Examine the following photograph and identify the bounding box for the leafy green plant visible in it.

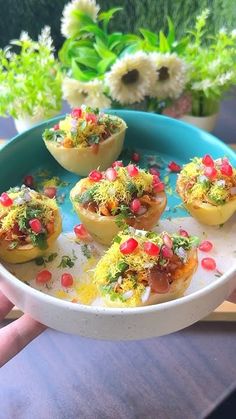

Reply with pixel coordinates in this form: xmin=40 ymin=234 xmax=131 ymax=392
xmin=0 ymin=26 xmax=62 ymax=119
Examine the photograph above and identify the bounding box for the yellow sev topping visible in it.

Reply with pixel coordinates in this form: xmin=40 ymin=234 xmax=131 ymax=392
xmin=0 ymin=188 xmax=58 ymax=233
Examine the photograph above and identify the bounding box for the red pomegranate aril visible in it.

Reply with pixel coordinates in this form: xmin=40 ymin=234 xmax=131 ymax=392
xmin=131 ymin=152 xmax=140 ymax=163
xmin=149 ymin=168 xmax=160 ymax=177
xmin=161 ymin=245 xmax=173 ymax=259
xmin=130 ymin=198 xmax=141 ymax=213
xmin=86 ymin=113 xmax=97 ymax=123
xmin=127 ymin=164 xmax=139 ymax=177
xmin=168 ymin=161 xmax=181 ymax=172
xmin=105 ymin=167 xmax=117 ymax=181
xmin=179 ymin=229 xmax=189 ymax=237
xmin=201 ymin=257 xmax=216 ymax=270
xmin=199 ymin=240 xmax=213 ymax=252
xmin=152 ymin=174 xmax=160 ymax=184
xmin=44 ymin=186 xmax=57 ymax=199
xmin=153 ymin=181 xmax=165 ymax=192
xmin=204 ymin=166 xmax=217 ymax=180
xmin=36 ymin=270 xmax=52 ymax=284
xmin=112 ymin=160 xmax=123 ymax=168
xmin=53 ymin=124 xmax=60 ymax=130
xmin=163 ymin=234 xmax=173 ymax=248
xmin=120 ymin=238 xmax=138 ymax=254
xmin=61 ymin=273 xmax=74 ymax=288
xmin=0 ymin=192 xmax=13 ymax=207
xmin=202 ymin=154 xmax=214 ymax=167
xmin=221 ymin=163 xmax=233 ymax=177
xmin=74 ymin=224 xmax=89 ymax=240
xmin=89 ymin=170 xmax=103 ymax=182
xmin=24 ymin=175 xmax=34 ymax=188
xmin=29 ymin=218 xmax=42 ymax=233
xmin=144 ymin=242 xmax=160 ymax=257
xmin=71 ymin=108 xmax=82 ymax=119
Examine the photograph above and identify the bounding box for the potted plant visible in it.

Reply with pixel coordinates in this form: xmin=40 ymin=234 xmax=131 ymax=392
xmin=178 ymin=9 xmax=236 ymax=131
xmin=0 ymin=27 xmax=62 ymax=133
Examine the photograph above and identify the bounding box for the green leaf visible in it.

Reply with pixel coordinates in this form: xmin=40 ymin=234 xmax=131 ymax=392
xmin=167 ymin=16 xmax=175 ymax=46
xmin=72 ymin=10 xmax=96 ymax=27
xmin=72 ymin=58 xmax=97 ymax=81
xmin=139 ymin=28 xmax=158 ymax=46
xmin=78 ymin=24 xmax=107 ymax=44
xmin=94 ymin=39 xmax=116 ymax=60
xmin=74 ymin=47 xmax=100 ymax=69
xmin=97 ymin=56 xmax=116 ymax=73
xmin=159 ymin=30 xmax=170 ymax=52
xmin=98 ymin=7 xmax=123 ymax=23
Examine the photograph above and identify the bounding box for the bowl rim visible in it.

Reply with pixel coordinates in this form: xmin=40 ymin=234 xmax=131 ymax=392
xmin=1 ymin=110 xmax=236 ymax=315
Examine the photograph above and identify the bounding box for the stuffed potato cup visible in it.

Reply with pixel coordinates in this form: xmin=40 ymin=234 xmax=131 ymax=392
xmin=93 ymin=228 xmax=198 ymax=308
xmin=70 ymin=163 xmax=167 ymax=245
xmin=0 ymin=186 xmax=62 ymax=264
xmin=177 ymin=155 xmax=236 ymax=225
xmin=43 ymin=106 xmax=127 ymax=176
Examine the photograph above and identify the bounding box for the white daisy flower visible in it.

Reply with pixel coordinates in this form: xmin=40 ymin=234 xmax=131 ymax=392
xmin=61 ymin=0 xmax=100 ymax=38
xmin=62 ymin=77 xmax=111 ymax=109
xmin=150 ymin=53 xmax=187 ymax=99
xmin=105 ymin=52 xmax=156 ymax=105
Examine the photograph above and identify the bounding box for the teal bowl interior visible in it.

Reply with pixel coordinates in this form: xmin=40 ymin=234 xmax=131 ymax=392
xmin=0 ymin=110 xmax=235 ymax=234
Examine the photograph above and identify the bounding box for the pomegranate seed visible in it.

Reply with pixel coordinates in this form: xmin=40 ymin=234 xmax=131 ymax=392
xmin=149 ymin=168 xmax=160 ymax=177
xmin=89 ymin=170 xmax=103 ymax=182
xmin=105 ymin=167 xmax=117 ymax=181
xmin=221 ymin=163 xmax=233 ymax=177
xmin=29 ymin=218 xmax=42 ymax=233
xmin=86 ymin=113 xmax=97 ymax=123
xmin=143 ymin=242 xmax=160 ymax=257
xmin=153 ymin=181 xmax=165 ymax=192
xmin=24 ymin=175 xmax=34 ymax=188
xmin=179 ymin=229 xmax=189 ymax=237
xmin=74 ymin=224 xmax=89 ymax=240
xmin=71 ymin=108 xmax=82 ymax=119
xmin=163 ymin=234 xmax=173 ymax=248
xmin=44 ymin=187 xmax=57 ymax=198
xmin=204 ymin=166 xmax=217 ymax=180
xmin=112 ymin=160 xmax=123 ymax=168
xmin=130 ymin=198 xmax=141 ymax=213
xmin=120 ymin=238 xmax=138 ymax=254
xmin=202 ymin=154 xmax=214 ymax=167
xmin=36 ymin=270 xmax=52 ymax=284
xmin=131 ymin=152 xmax=140 ymax=163
xmin=199 ymin=240 xmax=213 ymax=252
xmin=0 ymin=192 xmax=13 ymax=207
xmin=168 ymin=161 xmax=181 ymax=172
xmin=161 ymin=245 xmax=173 ymax=259
xmin=54 ymin=124 xmax=60 ymax=130
xmin=61 ymin=273 xmax=74 ymax=288
xmin=152 ymin=174 xmax=160 ymax=184
xmin=127 ymin=164 xmax=139 ymax=177
xmin=201 ymin=257 xmax=216 ymax=270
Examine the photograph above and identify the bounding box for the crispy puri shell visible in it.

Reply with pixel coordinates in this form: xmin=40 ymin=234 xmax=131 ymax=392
xmin=70 ymin=181 xmax=167 ymax=245
xmin=43 ymin=118 xmax=127 ymax=176
xmin=0 ymin=208 xmax=62 ymax=264
xmin=177 ymin=176 xmax=236 ymax=225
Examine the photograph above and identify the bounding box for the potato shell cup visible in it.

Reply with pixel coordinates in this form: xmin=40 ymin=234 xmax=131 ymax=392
xmin=177 ymin=178 xmax=236 ymax=225
xmin=0 ymin=209 xmax=62 ymax=264
xmin=70 ymin=182 xmax=167 ymax=245
xmin=43 ymin=118 xmax=127 ymax=176
xmin=100 ymin=248 xmax=198 ymax=308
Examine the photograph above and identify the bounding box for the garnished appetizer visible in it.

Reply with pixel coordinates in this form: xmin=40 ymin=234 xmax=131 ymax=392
xmin=0 ymin=186 xmax=62 ymax=263
xmin=70 ymin=163 xmax=167 ymax=245
xmin=42 ymin=106 xmax=127 ymax=176
xmin=177 ymin=155 xmax=236 ymax=225
xmin=93 ymin=228 xmax=198 ymax=307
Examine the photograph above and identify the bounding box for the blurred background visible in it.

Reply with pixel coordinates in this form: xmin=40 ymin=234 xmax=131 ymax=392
xmin=0 ymin=0 xmax=236 ymax=52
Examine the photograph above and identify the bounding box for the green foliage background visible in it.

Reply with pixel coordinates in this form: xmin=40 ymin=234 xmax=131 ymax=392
xmin=0 ymin=0 xmax=235 ymax=51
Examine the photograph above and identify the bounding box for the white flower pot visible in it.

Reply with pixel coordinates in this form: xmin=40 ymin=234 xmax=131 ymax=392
xmin=14 ymin=109 xmax=61 ymax=134
xmin=179 ymin=113 xmax=219 ymax=132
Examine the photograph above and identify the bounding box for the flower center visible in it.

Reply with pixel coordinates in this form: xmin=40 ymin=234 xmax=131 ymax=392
xmin=158 ymin=66 xmax=169 ymax=81
xmin=82 ymin=91 xmax=88 ymax=98
xmin=122 ymin=69 xmax=139 ymax=85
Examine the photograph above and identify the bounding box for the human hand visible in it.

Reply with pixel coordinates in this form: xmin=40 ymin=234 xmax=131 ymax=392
xmin=0 ymin=290 xmax=46 ymax=367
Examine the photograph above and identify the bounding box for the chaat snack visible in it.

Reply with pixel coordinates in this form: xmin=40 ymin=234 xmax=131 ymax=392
xmin=70 ymin=163 xmax=167 ymax=245
xmin=42 ymin=106 xmax=127 ymax=176
xmin=177 ymin=155 xmax=236 ymax=225
xmin=0 ymin=186 xmax=62 ymax=263
xmin=93 ymin=228 xmax=198 ymax=307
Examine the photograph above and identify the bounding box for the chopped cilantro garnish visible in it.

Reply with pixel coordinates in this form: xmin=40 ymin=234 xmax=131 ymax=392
xmin=81 ymin=244 xmax=91 ymax=259
xmin=58 ymin=255 xmax=75 ymax=269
